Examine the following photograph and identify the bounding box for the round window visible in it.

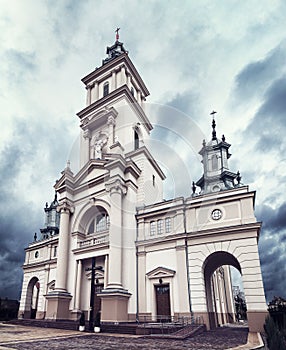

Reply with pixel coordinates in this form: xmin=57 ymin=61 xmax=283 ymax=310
xmin=211 ymin=209 xmax=222 ymax=221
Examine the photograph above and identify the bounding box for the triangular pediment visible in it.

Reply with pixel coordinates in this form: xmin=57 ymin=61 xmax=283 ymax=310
xmin=74 ymin=160 xmax=107 ymax=187
xmin=146 ymin=266 xmax=176 ymax=279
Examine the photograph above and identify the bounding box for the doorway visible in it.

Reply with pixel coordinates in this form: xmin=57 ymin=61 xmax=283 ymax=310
xmin=155 ymin=284 xmax=171 ymax=322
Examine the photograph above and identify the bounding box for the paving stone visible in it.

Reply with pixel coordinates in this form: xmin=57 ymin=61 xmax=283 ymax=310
xmin=0 ymin=324 xmax=248 ymax=350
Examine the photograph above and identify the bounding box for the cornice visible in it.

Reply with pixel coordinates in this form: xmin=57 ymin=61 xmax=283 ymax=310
xmin=76 ymin=85 xmax=152 ymax=133
xmin=23 ymin=258 xmax=57 ymax=270
xmin=81 ymin=53 xmax=149 ymax=97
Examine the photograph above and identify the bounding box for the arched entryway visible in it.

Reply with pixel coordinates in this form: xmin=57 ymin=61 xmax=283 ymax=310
xmin=25 ymin=277 xmax=40 ymax=319
xmin=203 ymin=251 xmax=242 ymax=329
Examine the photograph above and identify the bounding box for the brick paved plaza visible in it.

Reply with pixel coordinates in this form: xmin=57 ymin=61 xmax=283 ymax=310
xmin=0 ymin=323 xmax=253 ymax=350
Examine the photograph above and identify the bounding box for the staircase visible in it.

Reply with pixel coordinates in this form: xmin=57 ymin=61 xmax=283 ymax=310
xmin=5 ymin=319 xmax=79 ymax=331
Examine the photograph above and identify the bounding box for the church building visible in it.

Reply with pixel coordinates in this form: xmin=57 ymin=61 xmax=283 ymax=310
xmin=19 ymin=33 xmax=268 ymax=332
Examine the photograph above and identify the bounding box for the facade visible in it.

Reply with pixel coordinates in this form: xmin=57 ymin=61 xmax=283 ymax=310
xmin=19 ymin=36 xmax=268 ymax=332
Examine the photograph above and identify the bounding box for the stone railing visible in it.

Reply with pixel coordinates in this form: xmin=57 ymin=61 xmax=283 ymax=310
xmin=77 ymin=233 xmax=109 ymax=249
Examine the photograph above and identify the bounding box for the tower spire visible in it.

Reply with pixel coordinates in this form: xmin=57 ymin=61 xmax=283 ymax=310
xmin=210 ymin=110 xmax=217 ymax=140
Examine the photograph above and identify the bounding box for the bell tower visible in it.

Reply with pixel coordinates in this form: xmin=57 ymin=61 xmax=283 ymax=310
xmin=196 ymin=111 xmax=241 ymax=194
xmin=78 ymin=30 xmax=152 ymax=169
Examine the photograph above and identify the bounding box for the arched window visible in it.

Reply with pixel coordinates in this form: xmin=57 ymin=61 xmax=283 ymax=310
xmin=134 ymin=129 xmax=139 ymax=150
xmin=103 ymin=82 xmax=109 ymax=97
xmin=88 ymin=208 xmax=110 ymax=234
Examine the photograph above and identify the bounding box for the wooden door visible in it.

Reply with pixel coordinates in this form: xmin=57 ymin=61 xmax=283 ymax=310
xmin=155 ymin=284 xmax=171 ymax=322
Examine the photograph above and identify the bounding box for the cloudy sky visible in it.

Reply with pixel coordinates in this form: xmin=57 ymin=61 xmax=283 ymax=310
xmin=0 ymin=0 xmax=286 ymax=303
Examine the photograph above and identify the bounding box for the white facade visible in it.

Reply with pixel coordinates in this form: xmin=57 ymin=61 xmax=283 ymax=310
xmin=19 ymin=38 xmax=267 ymax=332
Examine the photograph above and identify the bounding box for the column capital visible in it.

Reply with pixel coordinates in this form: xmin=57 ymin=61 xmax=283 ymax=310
xmin=106 ymin=178 xmax=127 ymax=196
xmin=83 ymin=129 xmax=91 ymax=140
xmin=107 ymin=115 xmax=116 ymax=126
xmin=57 ymin=200 xmax=74 ymax=214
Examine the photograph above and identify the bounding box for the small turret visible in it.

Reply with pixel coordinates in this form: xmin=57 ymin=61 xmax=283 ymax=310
xmin=40 ymin=192 xmax=60 ymax=239
xmin=196 ymin=112 xmax=242 ymax=194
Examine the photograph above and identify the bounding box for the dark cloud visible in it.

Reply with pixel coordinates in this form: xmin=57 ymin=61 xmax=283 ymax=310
xmin=257 ymin=201 xmax=286 ymax=301
xmin=233 ymin=40 xmax=286 ymax=102
xmin=0 ymin=115 xmax=74 ymax=299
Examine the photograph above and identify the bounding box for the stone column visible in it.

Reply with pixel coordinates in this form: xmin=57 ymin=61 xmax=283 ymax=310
xmin=107 ymin=116 xmax=115 ymax=149
xmin=75 ymin=259 xmax=82 ymax=310
xmin=98 ymin=178 xmax=131 ymax=322
xmin=55 ymin=205 xmax=71 ymax=291
xmin=85 ymin=84 xmax=92 ymax=106
xmin=91 ymin=80 xmax=99 ymax=102
xmin=111 ymin=70 xmax=116 ymax=91
xmin=137 ymin=90 xmax=141 ymax=106
xmin=121 ymin=65 xmax=127 ymax=86
xmin=106 ymin=180 xmax=127 ymax=289
xmin=137 ymin=249 xmax=147 ymax=315
xmin=81 ymin=129 xmax=91 ymax=167
xmin=126 ymin=72 xmax=131 ymax=89
xmin=104 ymin=255 xmax=108 ymax=289
xmin=45 ymin=201 xmax=73 ymax=320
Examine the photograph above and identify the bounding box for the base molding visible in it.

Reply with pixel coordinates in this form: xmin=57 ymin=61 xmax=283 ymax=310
xmin=247 ymin=310 xmax=268 ymax=332
xmin=45 ymin=291 xmax=72 ymax=320
xmin=98 ymin=289 xmax=131 ymax=323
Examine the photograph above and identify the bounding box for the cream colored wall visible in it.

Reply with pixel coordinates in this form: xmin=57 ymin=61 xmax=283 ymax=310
xmin=186 ymin=187 xmax=256 ymax=233
xmin=142 ymin=241 xmax=189 ymax=317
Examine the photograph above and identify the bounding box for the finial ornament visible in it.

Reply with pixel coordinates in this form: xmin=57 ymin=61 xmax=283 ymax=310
xmin=115 ymin=27 xmax=120 ymax=41
xmin=236 ymin=171 xmax=241 ymax=185
xmin=210 ymin=110 xmax=217 ymax=141
xmin=222 ymin=134 xmax=225 ymax=142
xmin=192 ymin=181 xmax=196 ymax=195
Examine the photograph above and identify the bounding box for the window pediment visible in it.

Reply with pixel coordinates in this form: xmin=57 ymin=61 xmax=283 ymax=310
xmin=146 ymin=266 xmax=176 ymax=279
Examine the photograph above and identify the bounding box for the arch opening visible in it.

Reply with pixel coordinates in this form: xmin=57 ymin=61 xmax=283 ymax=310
xmin=203 ymin=251 xmax=246 ymax=329
xmin=75 ymin=203 xmax=110 ymax=234
xmin=25 ymin=277 xmax=40 ymax=319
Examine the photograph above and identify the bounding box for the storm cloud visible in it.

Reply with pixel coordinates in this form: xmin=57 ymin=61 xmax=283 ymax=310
xmin=0 ymin=1 xmax=286 ymax=304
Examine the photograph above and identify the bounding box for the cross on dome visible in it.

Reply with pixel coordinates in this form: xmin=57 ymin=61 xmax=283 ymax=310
xmin=115 ymin=27 xmax=120 ymax=41
xmin=210 ymin=110 xmax=217 ymax=140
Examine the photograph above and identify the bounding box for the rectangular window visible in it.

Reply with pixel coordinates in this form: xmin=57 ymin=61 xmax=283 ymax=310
xmin=157 ymin=220 xmax=163 ymax=234
xmin=165 ymin=217 xmax=171 ymax=233
xmin=150 ymin=221 xmax=156 ymax=236
xmin=103 ymin=82 xmax=109 ymax=97
xmin=53 ymin=246 xmax=57 ymax=257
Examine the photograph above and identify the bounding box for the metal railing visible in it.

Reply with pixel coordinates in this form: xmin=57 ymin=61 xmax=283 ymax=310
xmin=137 ymin=315 xmax=203 ymax=335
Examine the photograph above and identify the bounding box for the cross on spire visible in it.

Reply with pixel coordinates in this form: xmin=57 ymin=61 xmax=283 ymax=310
xmin=115 ymin=27 xmax=120 ymax=41
xmin=210 ymin=110 xmax=217 ymax=140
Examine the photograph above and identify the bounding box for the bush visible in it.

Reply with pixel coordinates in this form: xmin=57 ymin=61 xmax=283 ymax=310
xmin=264 ymin=315 xmax=286 ymax=350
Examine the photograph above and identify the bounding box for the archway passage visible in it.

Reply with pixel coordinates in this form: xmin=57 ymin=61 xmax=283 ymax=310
xmin=203 ymin=252 xmax=241 ymax=329
xmin=25 ymin=277 xmax=40 ymax=319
